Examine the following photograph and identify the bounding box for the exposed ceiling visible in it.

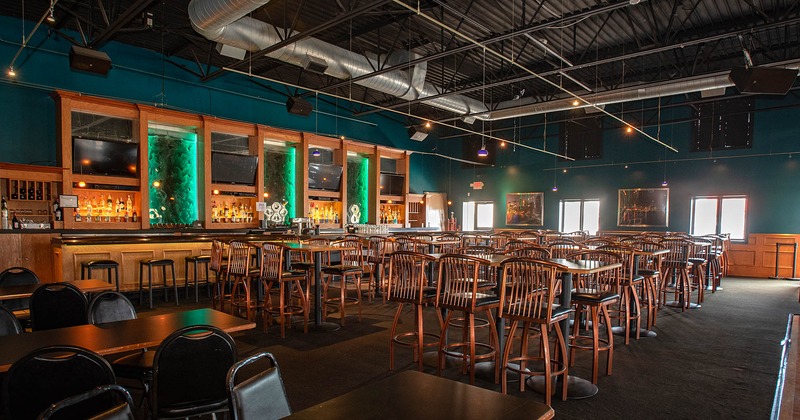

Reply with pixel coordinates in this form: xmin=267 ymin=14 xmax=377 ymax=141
xmin=3 ymin=0 xmax=800 ymax=135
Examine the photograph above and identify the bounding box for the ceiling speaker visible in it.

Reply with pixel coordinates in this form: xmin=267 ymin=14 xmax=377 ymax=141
xmin=69 ymin=45 xmax=111 ymax=76
xmin=729 ymin=66 xmax=797 ymax=95
xmin=408 ymin=126 xmax=429 ymax=141
xmin=286 ymin=96 xmax=313 ymax=117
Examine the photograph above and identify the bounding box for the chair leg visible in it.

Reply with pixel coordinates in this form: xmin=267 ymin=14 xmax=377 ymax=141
xmin=541 ymin=324 xmax=552 ymax=407
xmin=555 ymin=323 xmax=569 ymax=401
xmin=468 ymin=312 xmax=476 ymax=385
xmin=590 ymin=305 xmax=600 ymax=384
xmin=501 ymin=319 xmax=518 ymax=395
xmin=602 ymin=304 xmax=614 ymax=377
xmin=438 ymin=311 xmax=456 ymax=378
xmin=415 ymin=303 xmax=424 ymax=371
xmin=389 ymin=302 xmax=404 ymax=370
xmin=171 ymin=263 xmax=178 ymax=306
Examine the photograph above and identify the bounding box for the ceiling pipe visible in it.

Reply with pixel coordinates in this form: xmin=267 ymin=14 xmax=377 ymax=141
xmin=188 ymin=0 xmax=487 ymax=116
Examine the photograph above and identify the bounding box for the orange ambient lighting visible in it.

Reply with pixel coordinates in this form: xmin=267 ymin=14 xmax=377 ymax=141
xmin=213 ymin=189 xmax=220 ymax=195
xmin=152 ymin=181 xmax=161 ymax=188
xmin=77 ymin=181 xmax=86 ymax=188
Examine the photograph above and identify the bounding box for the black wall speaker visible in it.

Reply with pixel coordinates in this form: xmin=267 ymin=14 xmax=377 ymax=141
xmin=286 ymin=96 xmax=313 ymax=116
xmin=729 ymin=66 xmax=797 ymax=95
xmin=69 ymin=45 xmax=111 ymax=76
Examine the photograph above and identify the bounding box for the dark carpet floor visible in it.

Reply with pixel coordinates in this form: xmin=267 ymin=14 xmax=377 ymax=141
xmin=142 ymin=277 xmax=800 ymax=419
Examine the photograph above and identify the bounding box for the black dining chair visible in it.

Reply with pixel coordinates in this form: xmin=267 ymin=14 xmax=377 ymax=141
xmin=0 ymin=266 xmax=40 ymax=311
xmin=2 ymin=345 xmax=117 ymax=420
xmin=38 ymin=384 xmax=135 ymax=420
xmin=87 ymin=291 xmax=154 ymax=405
xmin=150 ymin=325 xmax=237 ymax=419
xmin=30 ymin=282 xmax=88 ymax=331
xmin=0 ymin=303 xmax=23 ymax=336
xmin=227 ymin=352 xmax=292 ymax=420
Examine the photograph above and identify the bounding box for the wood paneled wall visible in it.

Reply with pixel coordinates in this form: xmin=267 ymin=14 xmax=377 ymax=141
xmin=729 ymin=234 xmax=800 ymax=278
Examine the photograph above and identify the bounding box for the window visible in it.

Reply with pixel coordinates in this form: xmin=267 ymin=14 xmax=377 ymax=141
xmin=692 ymin=97 xmax=753 ymax=152
xmin=462 ymin=201 xmax=494 ymax=231
xmin=690 ymin=196 xmax=747 ymax=240
xmin=559 ymin=199 xmax=600 ymax=235
xmin=559 ymin=117 xmax=603 ymax=160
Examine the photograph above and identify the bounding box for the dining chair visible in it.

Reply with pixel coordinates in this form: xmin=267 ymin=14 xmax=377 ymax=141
xmin=2 ymin=345 xmax=117 ymax=420
xmin=505 ymin=245 xmax=552 ymax=260
xmin=387 ymin=251 xmax=443 ymax=371
xmin=0 ymin=266 xmax=40 ymax=311
xmin=367 ymin=236 xmax=393 ymax=301
xmin=566 ymin=250 xmax=622 ymax=384
xmin=150 ymin=325 xmax=237 ymax=419
xmin=435 ymin=254 xmax=500 ymax=385
xmin=87 ymin=291 xmax=153 ymax=406
xmin=210 ymin=239 xmax=230 ymax=312
xmin=227 ymin=352 xmax=292 ymax=420
xmin=0 ymin=304 xmax=23 ymax=336
xmin=260 ymin=243 xmax=308 ymax=337
xmin=548 ymin=240 xmax=585 ymax=259
xmin=321 ymin=239 xmax=365 ymax=326
xmin=498 ymin=258 xmax=572 ymax=404
xmin=290 ymin=237 xmax=331 ymax=308
xmin=659 ymin=237 xmax=697 ymax=311
xmin=38 ymin=384 xmax=135 ymax=420
xmin=228 ymin=241 xmax=263 ymax=321
xmin=598 ymin=245 xmax=643 ymax=345
xmin=30 ymin=282 xmax=88 ymax=331
xmin=631 ymin=240 xmax=665 ymax=327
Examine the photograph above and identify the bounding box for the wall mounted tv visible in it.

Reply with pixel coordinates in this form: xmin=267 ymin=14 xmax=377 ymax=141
xmin=308 ymin=163 xmax=343 ymax=191
xmin=380 ymin=173 xmax=405 ymax=196
xmin=72 ymin=137 xmax=139 ymax=178
xmin=211 ymin=151 xmax=259 ymax=186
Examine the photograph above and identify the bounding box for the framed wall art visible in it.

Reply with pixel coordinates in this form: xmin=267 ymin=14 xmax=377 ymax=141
xmin=506 ymin=192 xmax=544 ymax=226
xmin=617 ymin=188 xmax=669 ymax=227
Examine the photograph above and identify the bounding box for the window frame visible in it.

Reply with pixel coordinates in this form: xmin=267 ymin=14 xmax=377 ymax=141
xmin=559 ymin=198 xmax=600 ymax=235
xmin=689 ymin=195 xmax=749 ymax=242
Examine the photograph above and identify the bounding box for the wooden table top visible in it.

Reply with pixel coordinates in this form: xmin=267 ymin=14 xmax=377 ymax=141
xmin=0 ymin=308 xmax=255 ymax=372
xmin=0 ymin=279 xmax=114 ymax=300
xmin=286 ymin=370 xmax=554 ymax=420
xmin=260 ymin=241 xmax=350 ymax=252
xmin=425 ymin=253 xmax=621 ymax=273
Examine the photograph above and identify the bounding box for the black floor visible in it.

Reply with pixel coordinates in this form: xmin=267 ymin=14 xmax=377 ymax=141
xmin=140 ymin=277 xmax=799 ymax=419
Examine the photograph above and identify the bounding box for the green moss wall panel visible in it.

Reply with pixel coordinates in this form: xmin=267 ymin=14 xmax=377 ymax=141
xmin=148 ymin=134 xmax=199 ymax=225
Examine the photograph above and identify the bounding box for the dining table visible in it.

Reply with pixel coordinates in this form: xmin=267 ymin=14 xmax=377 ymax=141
xmin=286 ymin=370 xmax=554 ymax=420
xmin=0 ymin=279 xmax=115 ymax=301
xmin=0 ymin=308 xmax=255 ymax=372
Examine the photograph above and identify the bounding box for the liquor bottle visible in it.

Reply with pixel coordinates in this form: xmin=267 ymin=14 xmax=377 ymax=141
xmin=1 ymin=196 xmax=8 ymax=229
xmin=86 ymin=200 xmax=93 ymax=223
xmin=211 ymin=201 xmax=218 ymax=223
xmin=11 ymin=212 xmax=20 ymax=230
xmin=53 ymin=198 xmax=62 ymax=222
xmin=126 ymin=195 xmax=132 ymax=217
xmin=132 ymin=209 xmax=138 ymax=223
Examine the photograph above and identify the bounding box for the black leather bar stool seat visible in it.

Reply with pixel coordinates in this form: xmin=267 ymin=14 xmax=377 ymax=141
xmin=81 ymin=259 xmax=120 ymax=292
xmin=138 ymin=258 xmax=178 ymax=309
xmin=184 ymin=255 xmax=212 ymax=303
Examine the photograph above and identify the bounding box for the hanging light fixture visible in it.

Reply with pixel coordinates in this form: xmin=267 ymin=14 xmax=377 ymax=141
xmin=312 ymin=149 xmax=321 ymax=157
xmin=7 ymin=66 xmax=15 ymax=77
xmin=477 ymin=136 xmax=488 ymax=157
xmin=46 ymin=3 xmax=55 ymax=23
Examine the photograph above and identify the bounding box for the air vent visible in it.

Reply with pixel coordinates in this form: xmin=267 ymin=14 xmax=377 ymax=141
xmin=300 ymin=55 xmax=328 ymax=74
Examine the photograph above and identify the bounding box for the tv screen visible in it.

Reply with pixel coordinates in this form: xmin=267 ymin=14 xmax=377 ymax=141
xmin=308 ymin=163 xmax=343 ymax=191
xmin=380 ymin=173 xmax=405 ymax=196
xmin=72 ymin=137 xmax=139 ymax=178
xmin=212 ymin=152 xmax=258 ymax=186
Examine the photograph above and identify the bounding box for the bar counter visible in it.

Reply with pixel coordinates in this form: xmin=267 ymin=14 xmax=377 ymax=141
xmin=0 ymin=226 xmax=439 ymax=291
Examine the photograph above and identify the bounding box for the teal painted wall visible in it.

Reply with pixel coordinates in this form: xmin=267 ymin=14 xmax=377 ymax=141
xmin=442 ymin=97 xmax=800 ymax=234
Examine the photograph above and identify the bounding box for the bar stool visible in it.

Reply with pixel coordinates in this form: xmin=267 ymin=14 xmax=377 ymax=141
xmin=184 ymin=255 xmax=212 ymax=303
xmin=138 ymin=258 xmax=178 ymax=309
xmin=81 ymin=260 xmax=120 ymax=292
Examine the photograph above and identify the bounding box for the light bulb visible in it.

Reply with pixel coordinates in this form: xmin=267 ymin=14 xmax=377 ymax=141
xmin=7 ymin=67 xmax=15 ymax=77
xmin=625 ymin=126 xmax=633 ymax=134
xmin=477 ymin=147 xmax=488 ymax=157
xmin=572 ymin=99 xmax=580 ymax=106
xmin=46 ymin=8 xmax=55 ymax=23
xmin=312 ymin=149 xmax=321 ymax=157
xmin=661 ymin=181 xmax=668 ymax=187
xmin=552 ymin=186 xmax=558 ymax=192
xmin=424 ymin=121 xmax=432 ymax=128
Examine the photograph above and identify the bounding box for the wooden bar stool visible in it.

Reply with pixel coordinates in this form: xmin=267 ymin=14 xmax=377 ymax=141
xmin=138 ymin=258 xmax=178 ymax=309
xmin=81 ymin=260 xmax=120 ymax=292
xmin=184 ymin=255 xmax=212 ymax=303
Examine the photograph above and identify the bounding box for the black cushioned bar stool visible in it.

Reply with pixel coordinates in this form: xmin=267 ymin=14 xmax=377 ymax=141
xmin=184 ymin=255 xmax=212 ymax=303
xmin=80 ymin=260 xmax=120 ymax=292
xmin=138 ymin=258 xmax=178 ymax=309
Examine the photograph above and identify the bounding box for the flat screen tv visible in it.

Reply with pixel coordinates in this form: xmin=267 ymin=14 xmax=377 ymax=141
xmin=380 ymin=173 xmax=405 ymax=196
xmin=308 ymin=163 xmax=343 ymax=191
xmin=212 ymin=151 xmax=259 ymax=186
xmin=72 ymin=137 xmax=139 ymax=178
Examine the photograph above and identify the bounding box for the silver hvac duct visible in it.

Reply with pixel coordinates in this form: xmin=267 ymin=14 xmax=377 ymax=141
xmin=480 ymin=60 xmax=800 ymax=121
xmin=188 ymin=0 xmax=488 ymax=116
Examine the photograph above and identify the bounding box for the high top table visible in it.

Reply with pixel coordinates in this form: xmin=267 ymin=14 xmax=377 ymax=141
xmin=425 ymin=253 xmax=620 ymax=399
xmin=0 ymin=308 xmax=255 ymax=372
xmin=266 ymin=242 xmax=352 ymax=332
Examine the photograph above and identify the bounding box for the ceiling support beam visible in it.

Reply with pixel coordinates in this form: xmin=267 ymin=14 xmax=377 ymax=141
xmin=90 ymin=0 xmax=159 ymax=48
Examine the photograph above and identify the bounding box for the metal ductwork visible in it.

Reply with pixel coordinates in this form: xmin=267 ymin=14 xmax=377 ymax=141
xmin=480 ymin=60 xmax=800 ymax=121
xmin=188 ymin=0 xmax=488 ymax=116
